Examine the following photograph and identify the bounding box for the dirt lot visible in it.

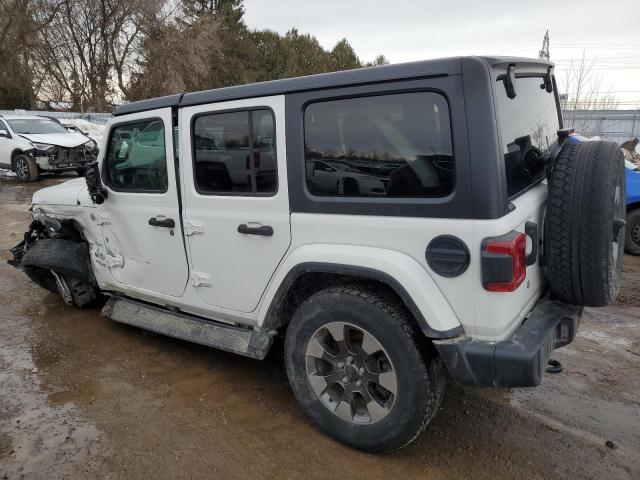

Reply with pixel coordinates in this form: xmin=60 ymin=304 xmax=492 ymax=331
xmin=1 ymin=174 xmax=639 ymax=480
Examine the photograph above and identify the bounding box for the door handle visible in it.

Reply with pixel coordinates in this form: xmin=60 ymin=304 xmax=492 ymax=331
xmin=237 ymin=224 xmax=273 ymax=236
xmin=149 ymin=217 xmax=175 ymax=228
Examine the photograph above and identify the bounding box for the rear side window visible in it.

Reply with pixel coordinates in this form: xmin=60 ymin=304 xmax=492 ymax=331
xmin=192 ymin=109 xmax=277 ymax=195
xmin=304 ymin=92 xmax=454 ymax=198
xmin=494 ymin=75 xmax=560 ymax=198
xmin=104 ymin=119 xmax=167 ymax=192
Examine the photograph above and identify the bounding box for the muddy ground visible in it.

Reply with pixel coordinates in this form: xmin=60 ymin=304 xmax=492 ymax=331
xmin=0 ymin=173 xmax=639 ymax=480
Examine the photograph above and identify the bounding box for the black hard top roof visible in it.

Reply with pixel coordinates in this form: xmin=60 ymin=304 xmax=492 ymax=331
xmin=114 ymin=56 xmax=552 ymax=117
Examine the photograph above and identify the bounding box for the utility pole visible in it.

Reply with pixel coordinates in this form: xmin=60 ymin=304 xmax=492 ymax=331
xmin=539 ymin=30 xmax=550 ymax=61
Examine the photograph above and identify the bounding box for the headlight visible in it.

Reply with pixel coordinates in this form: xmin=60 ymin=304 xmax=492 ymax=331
xmin=84 ymin=139 xmax=97 ymax=151
xmin=32 ymin=142 xmax=55 ymax=152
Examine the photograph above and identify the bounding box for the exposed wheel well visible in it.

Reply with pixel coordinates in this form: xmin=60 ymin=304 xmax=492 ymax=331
xmin=263 ymin=265 xmax=463 ymax=340
xmin=30 ymin=217 xmax=86 ymax=242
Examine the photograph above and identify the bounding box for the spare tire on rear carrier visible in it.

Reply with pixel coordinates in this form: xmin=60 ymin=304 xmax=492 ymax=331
xmin=544 ymin=140 xmax=626 ymax=307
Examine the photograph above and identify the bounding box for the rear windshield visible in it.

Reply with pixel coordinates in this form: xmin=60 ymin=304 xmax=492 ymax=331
xmin=494 ymin=73 xmax=560 ymax=198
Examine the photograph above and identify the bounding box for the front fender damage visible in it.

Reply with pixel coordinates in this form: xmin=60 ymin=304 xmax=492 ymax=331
xmin=21 ymin=238 xmax=95 ymax=285
xmin=9 ymin=217 xmax=98 ymax=307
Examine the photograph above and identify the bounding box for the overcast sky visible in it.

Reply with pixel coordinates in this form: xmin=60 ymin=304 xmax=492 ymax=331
xmin=243 ymin=0 xmax=640 ymax=107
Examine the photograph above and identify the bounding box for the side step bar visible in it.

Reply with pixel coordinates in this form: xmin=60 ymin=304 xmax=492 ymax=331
xmin=101 ymin=297 xmax=274 ymax=360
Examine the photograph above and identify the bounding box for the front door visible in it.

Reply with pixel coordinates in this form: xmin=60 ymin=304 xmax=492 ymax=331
xmin=97 ymin=107 xmax=189 ymax=297
xmin=180 ymin=96 xmax=291 ymax=312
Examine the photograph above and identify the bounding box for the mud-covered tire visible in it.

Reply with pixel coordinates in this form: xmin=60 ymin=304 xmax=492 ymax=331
xmin=625 ymin=208 xmax=640 ymax=255
xmin=284 ymin=284 xmax=445 ymax=452
xmin=14 ymin=154 xmax=39 ymax=182
xmin=544 ymin=141 xmax=626 ymax=306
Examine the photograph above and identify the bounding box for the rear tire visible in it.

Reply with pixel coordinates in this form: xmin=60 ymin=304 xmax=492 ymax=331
xmin=625 ymin=208 xmax=640 ymax=255
xmin=544 ymin=141 xmax=625 ymax=306
xmin=284 ymin=284 xmax=445 ymax=452
xmin=76 ymin=167 xmax=86 ymax=176
xmin=14 ymin=154 xmax=38 ymax=182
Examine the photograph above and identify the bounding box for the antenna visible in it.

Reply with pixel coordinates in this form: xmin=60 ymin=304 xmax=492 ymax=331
xmin=539 ymin=30 xmax=550 ymax=61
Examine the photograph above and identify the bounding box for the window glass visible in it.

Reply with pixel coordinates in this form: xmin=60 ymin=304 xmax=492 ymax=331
xmin=193 ymin=109 xmax=276 ymax=194
xmin=252 ymin=110 xmax=277 ymax=193
xmin=7 ymin=118 xmax=68 ymax=134
xmin=104 ymin=119 xmax=167 ymax=192
xmin=304 ymin=92 xmax=454 ymax=198
xmin=494 ymin=74 xmax=560 ymax=197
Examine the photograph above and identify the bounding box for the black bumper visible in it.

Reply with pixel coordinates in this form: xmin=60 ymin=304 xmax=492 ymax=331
xmin=434 ymin=298 xmax=583 ymax=387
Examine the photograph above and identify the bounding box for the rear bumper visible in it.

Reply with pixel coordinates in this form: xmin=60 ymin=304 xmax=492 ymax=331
xmin=434 ymin=298 xmax=583 ymax=387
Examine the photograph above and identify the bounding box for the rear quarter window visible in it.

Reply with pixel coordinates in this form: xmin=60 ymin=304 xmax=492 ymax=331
xmin=303 ymin=91 xmax=454 ymax=198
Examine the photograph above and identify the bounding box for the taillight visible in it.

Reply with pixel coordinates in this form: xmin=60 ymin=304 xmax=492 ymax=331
xmin=481 ymin=231 xmax=527 ymax=292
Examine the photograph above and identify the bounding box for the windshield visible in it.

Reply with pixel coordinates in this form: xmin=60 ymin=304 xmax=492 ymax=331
xmin=7 ymin=118 xmax=69 ymax=135
xmin=494 ymin=73 xmax=560 ymax=198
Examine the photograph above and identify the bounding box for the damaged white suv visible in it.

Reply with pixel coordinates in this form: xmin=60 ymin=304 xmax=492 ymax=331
xmin=9 ymin=57 xmax=626 ymax=452
xmin=0 ymin=114 xmax=98 ymax=181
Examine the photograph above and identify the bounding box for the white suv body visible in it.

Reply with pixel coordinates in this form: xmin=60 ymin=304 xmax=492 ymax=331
xmin=9 ymin=57 xmax=625 ymax=451
xmin=0 ymin=114 xmax=98 ymax=181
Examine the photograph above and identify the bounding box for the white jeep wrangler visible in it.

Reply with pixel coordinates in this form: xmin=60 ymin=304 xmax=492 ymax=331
xmin=9 ymin=56 xmax=625 ymax=452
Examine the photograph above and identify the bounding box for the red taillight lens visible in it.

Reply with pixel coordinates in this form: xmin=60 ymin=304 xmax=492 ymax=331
xmin=482 ymin=231 xmax=527 ymax=292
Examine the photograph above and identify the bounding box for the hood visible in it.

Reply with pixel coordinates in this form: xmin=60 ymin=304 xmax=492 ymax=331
xmin=32 ymin=177 xmax=87 ymax=206
xmin=20 ymin=132 xmax=90 ymax=149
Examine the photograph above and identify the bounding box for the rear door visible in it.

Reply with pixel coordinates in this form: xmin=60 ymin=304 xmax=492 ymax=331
xmin=180 ymin=96 xmax=291 ymax=312
xmin=97 ymin=107 xmax=189 ymax=297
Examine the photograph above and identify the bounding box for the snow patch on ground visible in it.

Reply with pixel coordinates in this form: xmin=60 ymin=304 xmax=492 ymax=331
xmin=0 ymin=168 xmax=16 ymax=177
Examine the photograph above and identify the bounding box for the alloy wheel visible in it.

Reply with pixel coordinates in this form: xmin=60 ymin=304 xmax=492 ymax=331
xmin=15 ymin=157 xmax=28 ymax=180
xmin=305 ymin=321 xmax=398 ymax=424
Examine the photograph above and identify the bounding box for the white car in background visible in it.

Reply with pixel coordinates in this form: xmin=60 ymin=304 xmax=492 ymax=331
xmin=0 ymin=114 xmax=98 ymax=181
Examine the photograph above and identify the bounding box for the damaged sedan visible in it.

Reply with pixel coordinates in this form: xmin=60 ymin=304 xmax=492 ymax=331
xmin=0 ymin=114 xmax=98 ymax=181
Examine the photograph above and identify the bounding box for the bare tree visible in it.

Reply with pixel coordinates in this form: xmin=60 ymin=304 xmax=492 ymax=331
xmin=560 ymin=50 xmax=619 ymax=132
xmin=33 ymin=0 xmax=159 ymax=111
xmin=0 ymin=0 xmax=61 ymax=108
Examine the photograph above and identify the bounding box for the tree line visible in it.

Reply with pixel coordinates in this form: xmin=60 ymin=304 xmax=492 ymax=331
xmin=0 ymin=0 xmax=388 ymax=112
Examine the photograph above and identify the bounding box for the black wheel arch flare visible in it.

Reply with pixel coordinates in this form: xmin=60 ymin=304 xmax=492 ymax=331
xmin=263 ymin=262 xmax=464 ymax=339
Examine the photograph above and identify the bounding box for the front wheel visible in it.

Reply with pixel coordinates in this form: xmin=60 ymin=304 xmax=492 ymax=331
xmin=625 ymin=208 xmax=640 ymax=255
xmin=284 ymin=284 xmax=445 ymax=452
xmin=14 ymin=154 xmax=39 ymax=182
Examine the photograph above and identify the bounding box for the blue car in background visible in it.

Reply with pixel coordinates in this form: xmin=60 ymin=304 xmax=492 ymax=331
xmin=625 ymin=165 xmax=640 ymax=255
xmin=566 ymin=133 xmax=640 ymax=255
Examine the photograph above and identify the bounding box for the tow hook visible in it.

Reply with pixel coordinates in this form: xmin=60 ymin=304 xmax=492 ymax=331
xmin=50 ymin=270 xmax=74 ymax=306
xmin=546 ymin=358 xmax=562 ymax=374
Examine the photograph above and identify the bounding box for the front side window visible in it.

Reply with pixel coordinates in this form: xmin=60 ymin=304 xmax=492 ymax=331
xmin=192 ymin=109 xmax=277 ymax=195
xmin=304 ymin=92 xmax=454 ymax=198
xmin=494 ymin=74 xmax=560 ymax=198
xmin=104 ymin=119 xmax=167 ymax=192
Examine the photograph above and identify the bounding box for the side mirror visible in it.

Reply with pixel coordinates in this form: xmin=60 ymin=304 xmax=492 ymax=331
xmin=0 ymin=129 xmax=9 ymax=138
xmin=85 ymin=161 xmax=108 ymax=204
